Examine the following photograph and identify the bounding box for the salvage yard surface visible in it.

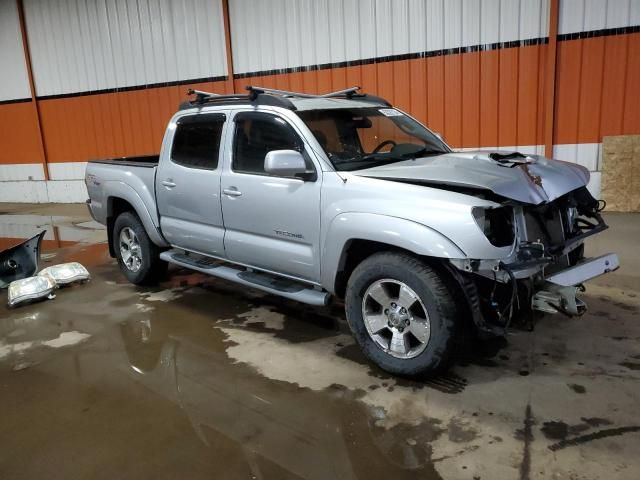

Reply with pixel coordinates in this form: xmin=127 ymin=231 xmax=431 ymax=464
xmin=0 ymin=203 xmax=639 ymax=480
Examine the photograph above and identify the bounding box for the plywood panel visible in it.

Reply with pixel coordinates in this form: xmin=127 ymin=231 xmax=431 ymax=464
xmin=601 ymin=135 xmax=640 ymax=212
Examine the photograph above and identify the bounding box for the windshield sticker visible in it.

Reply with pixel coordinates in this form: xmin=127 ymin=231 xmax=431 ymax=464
xmin=379 ymin=108 xmax=403 ymax=117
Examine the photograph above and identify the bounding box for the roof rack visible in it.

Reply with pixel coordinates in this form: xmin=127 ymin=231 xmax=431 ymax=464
xmin=184 ymin=88 xmax=297 ymax=110
xmin=245 ymin=85 xmax=391 ymax=107
xmin=183 ymin=85 xmax=391 ymax=111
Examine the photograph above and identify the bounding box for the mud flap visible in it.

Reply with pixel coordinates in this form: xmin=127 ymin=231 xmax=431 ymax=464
xmin=0 ymin=231 xmax=46 ymax=289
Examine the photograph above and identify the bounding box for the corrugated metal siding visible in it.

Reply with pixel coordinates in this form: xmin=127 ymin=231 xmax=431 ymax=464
xmin=24 ymin=0 xmax=228 ymax=97
xmin=0 ymin=0 xmax=44 ymax=168
xmin=559 ymin=0 xmax=640 ymax=34
xmin=229 ymin=0 xmax=549 ymax=75
xmin=229 ymin=0 xmax=550 ymax=150
xmin=0 ymin=0 xmax=30 ymax=101
xmin=554 ymin=0 xmax=640 ymax=163
xmin=16 ymin=0 xmax=230 ymax=164
xmin=37 ymin=78 xmax=228 ymax=163
xmin=1 ymin=0 xmax=640 ymax=203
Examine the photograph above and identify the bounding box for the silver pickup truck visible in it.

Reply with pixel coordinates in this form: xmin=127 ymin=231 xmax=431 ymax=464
xmin=86 ymin=86 xmax=618 ymax=378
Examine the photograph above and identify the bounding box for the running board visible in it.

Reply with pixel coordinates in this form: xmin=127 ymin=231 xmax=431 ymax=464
xmin=159 ymin=250 xmax=331 ymax=306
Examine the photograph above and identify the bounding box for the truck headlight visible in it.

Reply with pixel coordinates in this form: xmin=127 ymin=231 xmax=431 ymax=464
xmin=8 ymin=276 xmax=56 ymax=308
xmin=39 ymin=262 xmax=90 ymax=285
xmin=472 ymin=206 xmax=515 ymax=247
xmin=566 ymin=207 xmax=578 ymax=233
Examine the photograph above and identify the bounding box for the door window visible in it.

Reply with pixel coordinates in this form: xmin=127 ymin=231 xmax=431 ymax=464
xmin=171 ymin=113 xmax=226 ymax=170
xmin=232 ymin=112 xmax=307 ymax=175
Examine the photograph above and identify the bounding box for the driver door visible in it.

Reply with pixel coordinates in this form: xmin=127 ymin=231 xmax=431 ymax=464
xmin=220 ymin=111 xmax=322 ymax=282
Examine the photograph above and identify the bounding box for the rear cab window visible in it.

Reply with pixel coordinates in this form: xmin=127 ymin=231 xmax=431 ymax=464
xmin=171 ymin=113 xmax=226 ymax=170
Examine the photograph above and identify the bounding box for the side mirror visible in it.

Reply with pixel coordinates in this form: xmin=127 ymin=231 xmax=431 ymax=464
xmin=264 ymin=150 xmax=310 ymax=179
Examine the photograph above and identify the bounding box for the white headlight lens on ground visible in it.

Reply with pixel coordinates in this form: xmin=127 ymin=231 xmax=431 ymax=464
xmin=39 ymin=262 xmax=90 ymax=285
xmin=8 ymin=276 xmax=56 ymax=308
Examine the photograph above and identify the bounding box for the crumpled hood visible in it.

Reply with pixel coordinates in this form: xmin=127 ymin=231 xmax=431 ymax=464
xmin=352 ymin=150 xmax=590 ymax=204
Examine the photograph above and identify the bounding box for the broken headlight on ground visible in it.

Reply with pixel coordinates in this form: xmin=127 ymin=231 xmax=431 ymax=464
xmin=8 ymin=275 xmax=56 ymax=308
xmin=39 ymin=262 xmax=90 ymax=285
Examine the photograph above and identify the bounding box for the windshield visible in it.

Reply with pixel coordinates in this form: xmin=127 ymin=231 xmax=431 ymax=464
xmin=297 ymin=107 xmax=450 ymax=171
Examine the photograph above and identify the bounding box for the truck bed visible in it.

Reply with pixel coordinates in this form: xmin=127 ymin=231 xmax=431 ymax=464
xmin=85 ymin=155 xmax=161 ymax=240
xmin=88 ymin=154 xmax=159 ymax=168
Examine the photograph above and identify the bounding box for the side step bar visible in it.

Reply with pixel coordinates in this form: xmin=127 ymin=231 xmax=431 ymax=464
xmin=159 ymin=249 xmax=331 ymax=306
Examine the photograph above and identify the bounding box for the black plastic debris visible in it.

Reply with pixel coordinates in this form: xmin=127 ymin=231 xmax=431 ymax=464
xmin=0 ymin=231 xmax=46 ymax=289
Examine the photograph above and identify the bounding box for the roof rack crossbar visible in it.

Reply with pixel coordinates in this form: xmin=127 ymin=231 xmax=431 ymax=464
xmin=187 ymin=88 xmax=248 ymax=104
xmin=246 ymin=85 xmax=361 ymax=99
xmin=183 ymin=88 xmax=298 ymax=111
xmin=318 ymin=87 xmax=361 ymax=98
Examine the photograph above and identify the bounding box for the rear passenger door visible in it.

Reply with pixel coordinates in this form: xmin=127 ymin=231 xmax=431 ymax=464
xmin=156 ymin=112 xmax=227 ymax=257
xmin=220 ymin=111 xmax=322 ymax=282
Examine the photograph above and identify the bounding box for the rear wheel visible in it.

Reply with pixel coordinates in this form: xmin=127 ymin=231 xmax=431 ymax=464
xmin=345 ymin=252 xmax=459 ymax=378
xmin=113 ymin=212 xmax=167 ymax=285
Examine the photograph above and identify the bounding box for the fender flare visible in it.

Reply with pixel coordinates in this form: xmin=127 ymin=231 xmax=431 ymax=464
xmin=105 ymin=181 xmax=169 ymax=248
xmin=321 ymin=212 xmax=466 ymax=292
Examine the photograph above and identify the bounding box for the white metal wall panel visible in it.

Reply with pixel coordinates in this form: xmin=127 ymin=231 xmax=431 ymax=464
xmin=0 ymin=180 xmax=48 ymax=203
xmin=23 ymin=0 xmax=228 ymax=97
xmin=559 ymin=0 xmax=640 ymax=34
xmin=0 ymin=163 xmax=45 ymax=181
xmin=229 ymin=0 xmax=550 ymax=75
xmin=0 ymin=0 xmax=31 ymax=101
xmin=48 ymin=162 xmax=88 ymax=181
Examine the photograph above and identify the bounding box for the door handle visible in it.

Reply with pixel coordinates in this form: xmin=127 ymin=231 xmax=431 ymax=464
xmin=162 ymin=180 xmax=176 ymax=188
xmin=223 ymin=187 xmax=242 ymax=197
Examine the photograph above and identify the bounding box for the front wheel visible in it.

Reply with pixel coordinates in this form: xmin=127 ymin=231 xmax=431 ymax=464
xmin=113 ymin=212 xmax=167 ymax=285
xmin=345 ymin=252 xmax=460 ymax=378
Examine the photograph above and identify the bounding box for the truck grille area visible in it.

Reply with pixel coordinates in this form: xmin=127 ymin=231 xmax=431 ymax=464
xmin=522 ymin=202 xmax=566 ymax=246
xmin=516 ymin=186 xmax=605 ymax=270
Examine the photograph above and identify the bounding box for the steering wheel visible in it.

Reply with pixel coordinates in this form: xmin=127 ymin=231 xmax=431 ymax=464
xmin=371 ymin=140 xmax=397 ymax=154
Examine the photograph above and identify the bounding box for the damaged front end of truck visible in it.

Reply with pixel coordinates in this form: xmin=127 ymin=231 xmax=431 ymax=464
xmin=357 ymin=149 xmax=619 ymax=338
xmin=435 ymin=153 xmax=619 ymax=340
xmin=449 ymin=184 xmax=618 ymax=338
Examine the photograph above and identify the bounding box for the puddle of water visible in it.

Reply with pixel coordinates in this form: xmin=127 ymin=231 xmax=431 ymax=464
xmin=0 ymin=210 xmax=107 ymax=253
xmin=2 ymin=206 xmax=640 ymax=480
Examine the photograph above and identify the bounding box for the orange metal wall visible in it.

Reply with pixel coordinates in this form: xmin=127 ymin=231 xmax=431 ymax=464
xmin=555 ymin=32 xmax=640 ymax=144
xmin=36 ymin=80 xmax=229 ymax=164
xmin=0 ymin=1 xmax=639 ymax=174
xmin=231 ymin=44 xmax=548 ymax=150
xmin=10 ymin=33 xmax=637 ymax=165
xmin=4 ymin=34 xmax=640 ymax=167
xmin=0 ymin=101 xmax=43 ymax=164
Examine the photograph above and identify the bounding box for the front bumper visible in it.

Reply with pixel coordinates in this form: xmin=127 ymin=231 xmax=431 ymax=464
xmin=532 ymin=253 xmax=619 ymax=315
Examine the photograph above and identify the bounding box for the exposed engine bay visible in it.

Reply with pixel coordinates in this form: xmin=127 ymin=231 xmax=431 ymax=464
xmin=448 ymin=186 xmax=618 ymax=337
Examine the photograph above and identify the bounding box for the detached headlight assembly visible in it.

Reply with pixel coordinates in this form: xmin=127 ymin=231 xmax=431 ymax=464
xmin=472 ymin=206 xmax=515 ymax=247
xmin=8 ymin=276 xmax=56 ymax=308
xmin=39 ymin=262 xmax=90 ymax=285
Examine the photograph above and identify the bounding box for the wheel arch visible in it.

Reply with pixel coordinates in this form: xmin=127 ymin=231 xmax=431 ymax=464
xmin=322 ymin=213 xmax=466 ymax=297
xmin=105 ymin=184 xmax=168 ymax=256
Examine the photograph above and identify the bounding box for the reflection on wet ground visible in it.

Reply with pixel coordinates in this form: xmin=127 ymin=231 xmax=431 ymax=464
xmin=1 ymin=205 xmax=640 ymax=479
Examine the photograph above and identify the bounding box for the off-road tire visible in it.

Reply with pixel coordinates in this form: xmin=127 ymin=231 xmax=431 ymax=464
xmin=345 ymin=252 xmax=459 ymax=378
xmin=113 ymin=212 xmax=167 ymax=285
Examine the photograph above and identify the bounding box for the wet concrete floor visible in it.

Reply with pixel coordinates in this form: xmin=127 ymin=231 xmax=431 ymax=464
xmin=1 ymin=203 xmax=639 ymax=479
